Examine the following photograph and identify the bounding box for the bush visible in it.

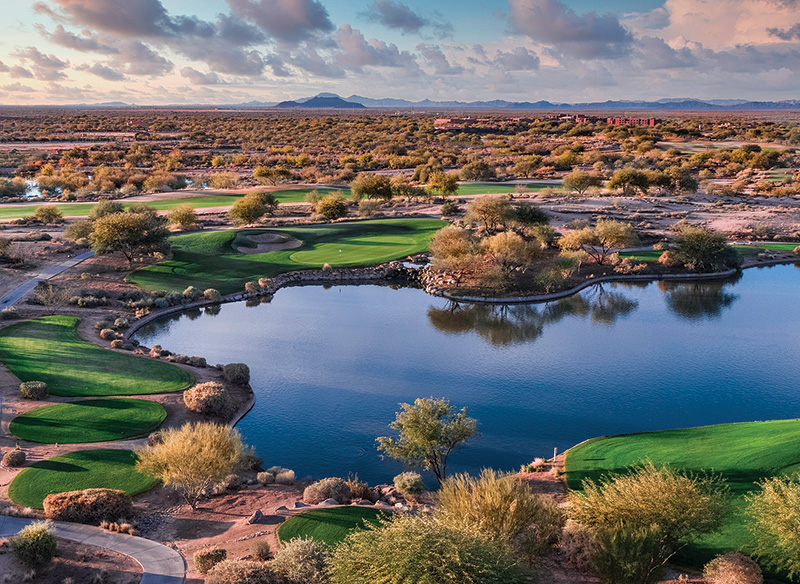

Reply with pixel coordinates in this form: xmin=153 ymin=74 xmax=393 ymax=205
xmin=276 ymin=469 xmax=296 ymax=485
xmin=207 ymin=560 xmax=283 ymax=584
xmin=188 ymin=355 xmax=207 ymax=368
xmin=167 ymin=204 xmax=199 ymax=231
xmin=304 ymin=477 xmax=351 ymax=504
xmin=183 ymin=286 xmax=201 ymax=300
xmin=347 ymin=475 xmax=376 ymax=502
xmin=436 ymin=469 xmax=565 ymax=560
xmin=43 ymin=488 xmax=133 ymax=524
xmin=33 ymin=205 xmax=63 ymax=224
xmin=229 ymin=194 xmax=267 ymax=226
xmin=673 ymin=225 xmax=741 ymax=272
xmin=591 ymin=525 xmax=666 ymax=584
xmin=100 ymin=328 xmax=118 ymax=340
xmin=10 ymin=521 xmax=57 ymax=569
xmin=204 ymin=288 xmax=222 ymax=302
xmin=19 ymin=381 xmax=48 ymax=400
xmin=315 ymin=195 xmax=347 ymax=220
xmin=195 ymin=548 xmax=228 ymax=574
xmin=328 ymin=514 xmax=528 ymax=584
xmin=223 ymin=363 xmax=250 ymax=385
xmin=1 ymin=306 xmax=18 ymax=320
xmin=253 ymin=540 xmax=271 ymax=561
xmin=184 ymin=382 xmax=231 ymax=417
xmin=393 ymin=472 xmax=425 ymax=497
xmin=357 ymin=199 xmax=381 ymax=217
xmin=257 ymin=471 xmax=275 ymax=486
xmin=747 ymin=475 xmax=800 ymax=579
xmin=3 ymin=447 xmax=26 ymax=467
xmin=559 ymin=521 xmax=596 ymax=573
xmin=440 ymin=200 xmax=460 ymax=216
xmin=271 ymin=537 xmax=330 ymax=584
xmin=703 ymin=552 xmax=763 ymax=584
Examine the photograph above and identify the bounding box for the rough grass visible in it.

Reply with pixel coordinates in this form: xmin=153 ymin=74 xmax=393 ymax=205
xmin=277 ymin=507 xmax=386 ymax=547
xmin=9 ymin=398 xmax=167 ymax=444
xmin=8 ymin=449 xmax=159 ymax=509
xmin=619 ymin=243 xmax=798 ymax=262
xmin=127 ymin=218 xmax=447 ymax=294
xmin=0 ymin=316 xmax=193 ymax=397
xmin=565 ymin=418 xmax=800 ymax=569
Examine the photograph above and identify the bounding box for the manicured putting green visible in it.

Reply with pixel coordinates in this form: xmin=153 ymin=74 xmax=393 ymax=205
xmin=0 ymin=315 xmax=193 ymax=397
xmin=8 ymin=448 xmax=158 ymax=509
xmin=128 ymin=218 xmax=447 ymax=294
xmin=9 ymin=398 xmax=166 ymax=444
xmin=565 ymin=418 xmax=800 ymax=568
xmin=278 ymin=507 xmax=387 ymax=547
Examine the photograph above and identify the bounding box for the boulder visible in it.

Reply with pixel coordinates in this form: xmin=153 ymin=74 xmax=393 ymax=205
xmin=247 ymin=509 xmax=264 ymax=524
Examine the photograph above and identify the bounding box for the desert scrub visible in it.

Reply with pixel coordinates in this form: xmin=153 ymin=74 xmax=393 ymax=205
xmin=19 ymin=381 xmax=48 ymax=400
xmin=253 ymin=540 xmax=271 ymax=561
xmin=223 ymin=363 xmax=250 ymax=385
xmin=43 ymin=488 xmax=132 ymax=524
xmin=304 ymin=477 xmax=351 ymax=505
xmin=207 ymin=560 xmax=283 ymax=584
xmin=393 ymin=472 xmax=425 ymax=498
xmin=183 ymin=381 xmax=231 ymax=417
xmin=3 ymin=447 xmax=26 ymax=467
xmin=194 ymin=547 xmax=228 ymax=574
xmin=703 ymin=552 xmax=763 ymax=584
xmin=271 ymin=537 xmax=330 ymax=584
xmin=257 ymin=471 xmax=275 ymax=486
xmin=11 ymin=521 xmax=57 ymax=569
xmin=203 ymin=288 xmax=222 ymax=302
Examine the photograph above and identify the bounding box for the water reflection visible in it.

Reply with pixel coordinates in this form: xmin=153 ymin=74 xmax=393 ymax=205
xmin=427 ymin=287 xmax=639 ymax=346
xmin=658 ymin=274 xmax=741 ymax=321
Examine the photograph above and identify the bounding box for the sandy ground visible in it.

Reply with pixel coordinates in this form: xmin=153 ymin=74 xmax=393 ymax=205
xmin=235 ymin=232 xmax=303 ymax=254
xmin=0 ymin=537 xmax=141 ymax=584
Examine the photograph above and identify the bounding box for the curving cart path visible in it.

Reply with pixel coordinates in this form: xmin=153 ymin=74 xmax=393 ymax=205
xmin=0 ymin=250 xmax=95 ymax=308
xmin=0 ymin=515 xmax=184 ymax=583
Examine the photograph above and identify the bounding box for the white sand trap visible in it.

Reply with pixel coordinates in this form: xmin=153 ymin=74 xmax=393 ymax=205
xmin=236 ymin=232 xmax=303 ymax=254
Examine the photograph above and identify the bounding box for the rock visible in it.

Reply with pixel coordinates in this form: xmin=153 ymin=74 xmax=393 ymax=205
xmin=247 ymin=510 xmax=264 ymax=524
xmin=319 ymin=498 xmax=339 ymax=506
xmin=394 ymin=503 xmax=410 ymax=511
xmin=292 ymin=501 xmax=308 ymax=509
xmin=275 ymin=505 xmax=289 ymax=513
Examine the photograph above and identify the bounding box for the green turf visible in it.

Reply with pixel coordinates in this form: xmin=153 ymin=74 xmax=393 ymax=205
xmin=618 ymin=243 xmax=799 ymax=262
xmin=127 ymin=218 xmax=447 ymax=294
xmin=277 ymin=507 xmax=387 ymax=547
xmin=565 ymin=419 xmax=800 ymax=568
xmin=618 ymin=250 xmax=663 ymax=261
xmin=0 ymin=316 xmax=193 ymax=397
xmin=0 ymin=188 xmax=347 ymax=220
xmin=7 ymin=448 xmax=159 ymax=509
xmin=454 ymin=182 xmax=555 ymax=195
xmin=9 ymin=398 xmax=166 ymax=444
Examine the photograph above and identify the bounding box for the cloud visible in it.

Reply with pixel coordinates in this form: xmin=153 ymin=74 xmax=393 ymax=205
xmin=335 ymin=25 xmax=418 ymax=71
xmin=8 ymin=66 xmax=34 ymax=79
xmin=416 ymin=44 xmax=464 ymax=74
xmin=368 ymin=0 xmax=425 ymax=33
xmin=227 ymin=0 xmax=335 ymax=45
xmin=287 ymin=48 xmax=345 ymax=78
xmin=76 ymin=62 xmax=126 ymax=81
xmin=38 ymin=24 xmax=119 ymax=53
xmin=508 ymin=0 xmax=634 ymax=59
xmin=1 ymin=83 xmax=36 ymax=92
xmin=35 ymin=0 xmax=176 ymax=37
xmin=13 ymin=47 xmax=69 ymax=80
xmin=636 ymin=36 xmax=697 ymax=68
xmin=112 ymin=42 xmax=173 ymax=76
xmin=493 ymin=47 xmax=540 ymax=71
xmin=180 ymin=67 xmax=223 ymax=85
xmin=768 ymin=23 xmax=800 ymax=40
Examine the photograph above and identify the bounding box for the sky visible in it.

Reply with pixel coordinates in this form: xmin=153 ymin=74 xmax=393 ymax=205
xmin=0 ymin=0 xmax=798 ymax=105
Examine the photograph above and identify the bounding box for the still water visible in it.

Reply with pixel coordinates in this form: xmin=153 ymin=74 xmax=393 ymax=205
xmin=136 ymin=264 xmax=800 ymax=485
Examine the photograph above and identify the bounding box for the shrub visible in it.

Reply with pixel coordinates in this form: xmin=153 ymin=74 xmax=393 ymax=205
xmin=440 ymin=200 xmax=460 ymax=216
xmin=19 ymin=381 xmax=48 ymax=400
xmin=304 ymin=477 xmax=351 ymax=504
xmin=99 ymin=328 xmax=118 ymax=340
xmin=559 ymin=521 xmax=596 ymax=573
xmin=229 ymin=194 xmax=267 ymax=226
xmin=672 ymin=225 xmax=741 ymax=272
xmin=271 ymin=537 xmax=330 ymax=584
xmin=747 ymin=474 xmax=800 ymax=579
xmin=591 ymin=524 xmax=666 ymax=584
xmin=223 ymin=363 xmax=250 ymax=385
xmin=188 ymin=355 xmax=207 ymax=368
xmin=436 ymin=469 xmax=565 ymax=561
xmin=10 ymin=521 xmax=57 ymax=569
xmin=3 ymin=447 xmax=26 ymax=467
xmin=43 ymin=488 xmax=133 ymax=523
xmin=703 ymin=552 xmax=763 ymax=584
xmin=328 ymin=514 xmax=528 ymax=584
xmin=357 ymin=199 xmax=381 ymax=217
xmin=167 ymin=204 xmax=199 ymax=231
xmin=33 ymin=205 xmax=63 ymax=224
xmin=183 ymin=286 xmax=201 ymax=300
xmin=207 ymin=560 xmax=283 ymax=584
xmin=315 ymin=195 xmax=347 ymax=220
xmin=253 ymin=540 xmax=271 ymax=561
xmin=194 ymin=548 xmax=228 ymax=574
xmin=257 ymin=471 xmax=276 ymax=486
xmin=1 ymin=306 xmax=18 ymax=320
xmin=204 ymin=288 xmax=222 ymax=302
xmin=184 ymin=382 xmax=231 ymax=417
xmin=347 ymin=475 xmax=376 ymax=502
xmin=393 ymin=472 xmax=425 ymax=497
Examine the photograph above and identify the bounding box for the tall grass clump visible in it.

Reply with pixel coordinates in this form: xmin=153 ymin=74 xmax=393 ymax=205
xmin=271 ymin=537 xmax=330 ymax=584
xmin=11 ymin=521 xmax=57 ymax=569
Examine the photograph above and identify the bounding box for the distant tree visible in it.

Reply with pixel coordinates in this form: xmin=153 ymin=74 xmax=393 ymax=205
xmin=229 ymin=194 xmax=267 ymax=226
xmin=465 ymin=196 xmax=510 ymax=232
xmin=64 ymin=220 xmax=93 ymax=243
xmin=252 ymin=191 xmax=279 ymax=215
xmin=460 ymin=160 xmax=496 ymax=181
xmin=167 ymin=204 xmax=199 ymax=231
xmin=377 ymin=397 xmax=478 ymax=485
xmin=211 ymin=155 xmax=226 ymax=168
xmin=428 ymin=171 xmax=459 ymax=197
xmin=482 ymin=230 xmax=541 ymax=277
xmin=254 ymin=166 xmax=291 ymax=185
xmin=89 ymin=200 xmax=125 ymax=221
xmin=33 ymin=205 xmax=63 ymax=224
xmin=315 ymin=194 xmax=348 ymax=220
xmin=558 ymin=219 xmax=639 ymax=265
xmin=563 ymin=170 xmax=603 ymax=195
xmin=412 ymin=157 xmax=442 ymax=183
xmin=136 ymin=422 xmax=246 ymax=510
xmin=390 ymin=175 xmax=427 ymax=199
xmin=89 ymin=207 xmax=170 ymax=262
xmin=672 ymin=225 xmax=740 ymax=273
xmin=509 ymin=202 xmax=549 ymax=226
xmin=608 ymin=169 xmax=650 ymax=196
xmin=350 ymin=173 xmax=392 ymax=201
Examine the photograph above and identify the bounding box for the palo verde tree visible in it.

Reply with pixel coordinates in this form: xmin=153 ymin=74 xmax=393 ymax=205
xmin=377 ymin=397 xmax=478 ymax=485
xmin=747 ymin=474 xmax=800 ymax=580
xmin=428 ymin=171 xmax=459 ymax=197
xmin=558 ymin=219 xmax=639 ymax=265
xmin=563 ymin=169 xmax=603 ymax=196
xmin=350 ymin=173 xmax=393 ymax=201
xmin=89 ymin=205 xmax=170 ymax=262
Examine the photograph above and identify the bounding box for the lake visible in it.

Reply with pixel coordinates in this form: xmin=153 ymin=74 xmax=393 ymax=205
xmin=135 ymin=264 xmax=800 ymax=485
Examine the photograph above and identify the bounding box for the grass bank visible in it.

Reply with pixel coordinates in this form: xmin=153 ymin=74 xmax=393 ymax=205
xmin=277 ymin=507 xmax=387 ymax=547
xmin=0 ymin=316 xmax=193 ymax=397
xmin=128 ymin=218 xmax=447 ymax=294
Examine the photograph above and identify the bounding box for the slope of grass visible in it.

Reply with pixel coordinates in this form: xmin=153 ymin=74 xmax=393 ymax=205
xmin=453 ymin=182 xmax=556 ymax=195
xmin=127 ymin=218 xmax=447 ymax=294
xmin=277 ymin=507 xmax=387 ymax=547
xmin=565 ymin=419 xmax=800 ymax=568
xmin=7 ymin=449 xmax=158 ymax=509
xmin=0 ymin=316 xmax=193 ymax=397
xmin=9 ymin=398 xmax=166 ymax=444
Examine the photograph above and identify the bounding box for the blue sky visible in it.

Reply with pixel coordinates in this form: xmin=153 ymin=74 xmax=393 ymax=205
xmin=0 ymin=0 xmax=798 ymax=104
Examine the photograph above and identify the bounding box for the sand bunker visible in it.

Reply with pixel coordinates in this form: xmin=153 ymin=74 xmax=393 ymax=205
xmin=236 ymin=232 xmax=303 ymax=254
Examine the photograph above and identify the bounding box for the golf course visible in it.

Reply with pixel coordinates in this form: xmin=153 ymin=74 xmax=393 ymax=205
xmin=277 ymin=507 xmax=387 ymax=547
xmin=128 ymin=218 xmax=447 ymax=294
xmin=0 ymin=315 xmax=193 ymax=397
xmin=565 ymin=418 xmax=800 ymax=567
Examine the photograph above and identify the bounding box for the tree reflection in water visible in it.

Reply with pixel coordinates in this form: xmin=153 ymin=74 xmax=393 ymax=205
xmin=658 ymin=274 xmax=741 ymax=321
xmin=427 ymin=286 xmax=639 ymax=346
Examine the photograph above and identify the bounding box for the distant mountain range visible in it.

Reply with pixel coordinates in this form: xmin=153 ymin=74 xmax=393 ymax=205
xmin=227 ymin=93 xmax=800 ymax=111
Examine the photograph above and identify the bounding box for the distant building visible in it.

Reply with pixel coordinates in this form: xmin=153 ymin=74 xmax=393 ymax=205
xmin=606 ymin=117 xmax=660 ymax=127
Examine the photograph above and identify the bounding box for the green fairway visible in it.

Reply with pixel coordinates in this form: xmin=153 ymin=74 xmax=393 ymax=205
xmin=277 ymin=507 xmax=387 ymax=547
xmin=0 ymin=188 xmax=347 ymax=220
xmin=127 ymin=218 xmax=447 ymax=294
xmin=565 ymin=419 xmax=800 ymax=568
xmin=8 ymin=448 xmax=159 ymax=509
xmin=454 ymin=182 xmax=556 ymax=195
xmin=618 ymin=249 xmax=663 ymax=261
xmin=9 ymin=398 xmax=166 ymax=444
xmin=0 ymin=316 xmax=193 ymax=397
xmin=619 ymin=242 xmax=799 ymax=262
